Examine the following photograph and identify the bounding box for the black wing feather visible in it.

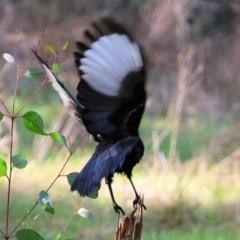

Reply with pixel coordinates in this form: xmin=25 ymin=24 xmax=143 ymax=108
xmin=74 ymin=18 xmax=146 ymax=139
xmin=71 ymin=136 xmax=140 ymax=196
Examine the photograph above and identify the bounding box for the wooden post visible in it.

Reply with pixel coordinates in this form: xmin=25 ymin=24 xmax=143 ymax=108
xmin=115 ymin=196 xmax=144 ymax=240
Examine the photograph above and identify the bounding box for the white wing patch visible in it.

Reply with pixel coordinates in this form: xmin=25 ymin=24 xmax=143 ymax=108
xmin=79 ymin=34 xmax=143 ymax=96
xmin=42 ymin=65 xmax=70 ymax=106
xmin=43 ymin=65 xmax=84 ymax=110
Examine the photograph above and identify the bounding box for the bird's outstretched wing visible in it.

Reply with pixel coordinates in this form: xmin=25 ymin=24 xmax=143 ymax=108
xmin=74 ymin=17 xmax=146 ymax=138
xmin=33 ymin=50 xmax=84 ymax=126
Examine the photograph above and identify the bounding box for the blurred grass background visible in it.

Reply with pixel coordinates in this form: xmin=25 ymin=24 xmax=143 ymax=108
xmin=1 ymin=0 xmax=240 ymax=239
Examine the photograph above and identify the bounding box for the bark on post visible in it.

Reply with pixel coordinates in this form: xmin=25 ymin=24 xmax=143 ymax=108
xmin=115 ymin=196 xmax=144 ymax=240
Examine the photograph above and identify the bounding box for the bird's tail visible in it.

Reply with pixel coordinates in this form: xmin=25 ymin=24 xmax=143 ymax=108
xmin=71 ymin=136 xmax=140 ymax=197
xmin=33 ymin=50 xmax=84 ymax=124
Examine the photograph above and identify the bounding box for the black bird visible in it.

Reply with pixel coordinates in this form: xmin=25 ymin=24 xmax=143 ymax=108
xmin=35 ymin=17 xmax=146 ymax=215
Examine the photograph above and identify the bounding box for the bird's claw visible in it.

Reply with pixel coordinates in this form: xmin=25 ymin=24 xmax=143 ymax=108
xmin=133 ymin=197 xmax=147 ymax=210
xmin=113 ymin=202 xmax=125 ymax=215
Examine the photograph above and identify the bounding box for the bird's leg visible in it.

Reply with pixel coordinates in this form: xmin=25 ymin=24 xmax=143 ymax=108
xmin=105 ymin=176 xmax=125 ymax=215
xmin=128 ymin=176 xmax=147 ymax=210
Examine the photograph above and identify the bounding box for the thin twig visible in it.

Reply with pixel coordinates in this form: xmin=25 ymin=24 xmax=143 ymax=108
xmin=8 ymin=202 xmax=38 ymax=237
xmin=18 ymin=29 xmax=45 ymax=79
xmin=0 ymin=99 xmax=11 ymax=116
xmin=15 ymin=78 xmax=47 ymax=117
xmin=46 ymin=132 xmax=87 ymax=192
xmin=62 ymin=199 xmax=82 ymax=232
xmin=0 ymin=230 xmax=5 ymax=237
xmin=6 ymin=30 xmax=48 ymax=239
xmin=6 ymin=117 xmax=14 ymax=236
xmin=12 ymin=31 xmax=45 ymax=116
xmin=18 ymin=43 xmax=41 ymax=79
xmin=12 ymin=39 xmax=20 ymax=115
xmin=8 ymin=132 xmax=88 ymax=237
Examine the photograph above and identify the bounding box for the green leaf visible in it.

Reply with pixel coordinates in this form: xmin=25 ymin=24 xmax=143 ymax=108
xmin=77 ymin=208 xmax=95 ymax=222
xmin=16 ymin=229 xmax=45 ymax=240
xmin=0 ymin=111 xmax=3 ymax=122
xmin=67 ymin=172 xmax=79 ymax=187
xmin=62 ymin=41 xmax=69 ymax=51
xmin=50 ymin=132 xmax=67 ymax=147
xmin=67 ymin=171 xmax=97 ymax=198
xmin=3 ymin=53 xmax=14 ymax=63
xmin=42 ymin=45 xmax=56 ymax=55
xmin=52 ymin=63 xmax=62 ymax=74
xmin=22 ymin=112 xmax=69 ymax=146
xmin=38 ymin=191 xmax=55 ymax=214
xmin=56 ymin=233 xmax=74 ymax=240
xmin=88 ymin=191 xmax=98 ymax=199
xmin=23 ymin=111 xmax=47 ymax=135
xmin=56 ymin=232 xmax=62 ymax=240
xmin=25 ymin=68 xmax=44 ymax=79
xmin=0 ymin=158 xmax=7 ymax=177
xmin=12 ymin=154 xmax=28 ymax=169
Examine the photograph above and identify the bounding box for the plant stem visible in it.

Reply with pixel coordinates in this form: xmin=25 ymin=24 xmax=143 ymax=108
xmin=62 ymin=213 xmax=76 ymax=233
xmin=0 ymin=99 xmax=11 ymax=116
xmin=8 ymin=132 xmax=87 ymax=238
xmin=18 ymin=42 xmax=41 ymax=79
xmin=0 ymin=229 xmax=5 ymax=237
xmin=15 ymin=78 xmax=47 ymax=117
xmin=12 ymin=42 xmax=20 ymax=115
xmin=6 ymin=31 xmax=46 ymax=238
xmin=46 ymin=132 xmax=88 ymax=192
xmin=8 ymin=202 xmax=38 ymax=237
xmin=62 ymin=199 xmax=81 ymax=232
xmin=6 ymin=117 xmax=15 ymax=237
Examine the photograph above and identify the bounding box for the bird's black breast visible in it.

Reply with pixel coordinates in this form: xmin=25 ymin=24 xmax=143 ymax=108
xmin=116 ymin=137 xmax=144 ymax=177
